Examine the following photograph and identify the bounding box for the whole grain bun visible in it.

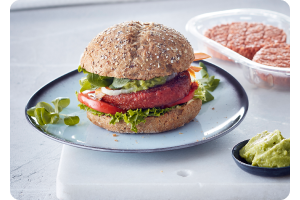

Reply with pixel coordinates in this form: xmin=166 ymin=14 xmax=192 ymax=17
xmin=80 ymin=21 xmax=195 ymax=80
xmin=87 ymin=98 xmax=202 ymax=133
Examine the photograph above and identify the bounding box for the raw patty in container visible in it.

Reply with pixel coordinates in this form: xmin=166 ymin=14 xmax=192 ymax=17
xmin=204 ymin=22 xmax=287 ymax=60
xmin=252 ymin=43 xmax=290 ymax=87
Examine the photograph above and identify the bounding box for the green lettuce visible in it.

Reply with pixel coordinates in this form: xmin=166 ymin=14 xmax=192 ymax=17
xmin=193 ymin=62 xmax=220 ymax=104
xmin=78 ymin=103 xmax=180 ymax=133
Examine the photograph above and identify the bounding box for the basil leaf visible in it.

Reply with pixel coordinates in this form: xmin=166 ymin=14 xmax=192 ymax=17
xmin=36 ymin=102 xmax=55 ymax=113
xmin=86 ymin=73 xmax=113 ymax=87
xmin=27 ymin=107 xmax=36 ymax=117
xmin=64 ymin=116 xmax=80 ymax=126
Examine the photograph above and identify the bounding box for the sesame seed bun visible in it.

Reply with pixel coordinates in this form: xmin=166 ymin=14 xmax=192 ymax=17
xmin=80 ymin=21 xmax=195 ymax=80
xmin=86 ymin=98 xmax=202 ymax=133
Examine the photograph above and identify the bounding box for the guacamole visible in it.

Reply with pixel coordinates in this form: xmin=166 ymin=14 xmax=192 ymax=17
xmin=239 ymin=130 xmax=290 ymax=168
xmin=122 ymin=76 xmax=167 ymax=92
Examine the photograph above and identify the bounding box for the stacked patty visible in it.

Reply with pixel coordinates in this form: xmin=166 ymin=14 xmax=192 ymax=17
xmin=204 ymin=22 xmax=287 ymax=60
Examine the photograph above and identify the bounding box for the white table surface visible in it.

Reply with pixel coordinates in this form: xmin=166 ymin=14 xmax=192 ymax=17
xmin=10 ymin=0 xmax=291 ymax=199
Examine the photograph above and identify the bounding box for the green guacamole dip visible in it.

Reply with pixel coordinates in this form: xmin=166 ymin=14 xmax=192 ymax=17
xmin=239 ymin=130 xmax=290 ymax=168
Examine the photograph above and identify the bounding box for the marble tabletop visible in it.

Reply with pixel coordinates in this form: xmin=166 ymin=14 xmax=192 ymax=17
xmin=10 ymin=0 xmax=291 ymax=199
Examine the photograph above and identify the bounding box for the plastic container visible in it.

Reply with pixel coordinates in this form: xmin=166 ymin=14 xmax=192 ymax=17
xmin=186 ymin=9 xmax=290 ymax=89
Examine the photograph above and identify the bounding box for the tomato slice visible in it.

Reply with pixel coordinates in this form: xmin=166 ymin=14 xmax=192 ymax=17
xmin=78 ymin=91 xmax=126 ymax=114
xmin=166 ymin=82 xmax=199 ymax=107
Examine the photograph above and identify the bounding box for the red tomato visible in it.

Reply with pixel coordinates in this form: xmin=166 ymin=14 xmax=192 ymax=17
xmin=78 ymin=91 xmax=126 ymax=114
xmin=166 ymin=82 xmax=199 ymax=107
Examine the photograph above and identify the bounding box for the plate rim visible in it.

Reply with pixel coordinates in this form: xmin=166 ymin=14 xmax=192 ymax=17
xmin=25 ymin=60 xmax=249 ymax=153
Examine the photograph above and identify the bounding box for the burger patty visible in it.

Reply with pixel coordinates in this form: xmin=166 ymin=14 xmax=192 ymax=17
xmin=102 ymin=70 xmax=191 ymax=110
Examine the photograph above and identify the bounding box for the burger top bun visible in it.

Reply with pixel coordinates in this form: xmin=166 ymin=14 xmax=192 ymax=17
xmin=80 ymin=21 xmax=195 ymax=80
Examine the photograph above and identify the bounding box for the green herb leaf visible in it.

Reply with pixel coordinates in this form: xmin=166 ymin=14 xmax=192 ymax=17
xmin=27 ymin=97 xmax=78 ymax=126
xmin=35 ymin=102 xmax=55 ymax=113
xmin=202 ymin=90 xmax=214 ymax=104
xmin=40 ymin=108 xmax=52 ymax=124
xmin=50 ymin=113 xmax=60 ymax=124
xmin=205 ymin=79 xmax=220 ymax=92
xmin=194 ymin=62 xmax=220 ymax=102
xmin=34 ymin=107 xmax=47 ymax=125
xmin=200 ymin=62 xmax=209 ymax=79
xmin=64 ymin=116 xmax=80 ymax=126
xmin=52 ymin=97 xmax=70 ymax=110
xmin=200 ymin=62 xmax=208 ymax=71
xmin=27 ymin=107 xmax=36 ymax=117
xmin=51 ymin=98 xmax=65 ymax=113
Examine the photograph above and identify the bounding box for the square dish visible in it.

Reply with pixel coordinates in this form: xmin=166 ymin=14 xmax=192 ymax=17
xmin=186 ymin=9 xmax=290 ymax=89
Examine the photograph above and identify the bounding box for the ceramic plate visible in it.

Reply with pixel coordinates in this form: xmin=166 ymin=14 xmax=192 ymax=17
xmin=25 ymin=61 xmax=248 ymax=153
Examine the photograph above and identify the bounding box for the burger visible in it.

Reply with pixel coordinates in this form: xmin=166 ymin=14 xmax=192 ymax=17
xmin=76 ymin=21 xmax=210 ymax=133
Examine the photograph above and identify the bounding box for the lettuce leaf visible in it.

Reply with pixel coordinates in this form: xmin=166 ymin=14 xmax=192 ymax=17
xmin=78 ymin=103 xmax=180 ymax=133
xmin=194 ymin=62 xmax=220 ymax=103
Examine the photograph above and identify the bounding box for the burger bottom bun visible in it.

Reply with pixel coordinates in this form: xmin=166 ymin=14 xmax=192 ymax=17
xmin=87 ymin=98 xmax=202 ymax=134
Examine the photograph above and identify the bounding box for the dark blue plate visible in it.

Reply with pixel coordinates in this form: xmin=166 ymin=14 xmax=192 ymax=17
xmin=232 ymin=139 xmax=290 ymax=177
xmin=25 ymin=60 xmax=249 ymax=152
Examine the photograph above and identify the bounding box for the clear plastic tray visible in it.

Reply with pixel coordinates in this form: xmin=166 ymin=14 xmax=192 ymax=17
xmin=186 ymin=9 xmax=290 ymax=89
